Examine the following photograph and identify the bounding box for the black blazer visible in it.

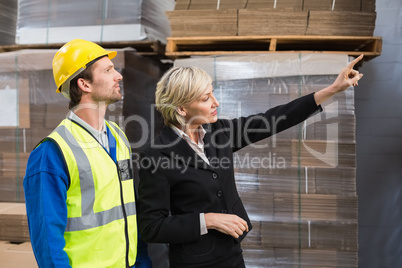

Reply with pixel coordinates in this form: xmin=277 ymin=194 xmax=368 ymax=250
xmin=137 ymin=93 xmax=322 ymax=267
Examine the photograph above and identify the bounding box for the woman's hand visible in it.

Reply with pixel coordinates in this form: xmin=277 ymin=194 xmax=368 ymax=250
xmin=332 ymin=54 xmax=364 ymax=91
xmin=204 ymin=213 xmax=249 ymax=238
xmin=314 ymin=54 xmax=364 ymax=106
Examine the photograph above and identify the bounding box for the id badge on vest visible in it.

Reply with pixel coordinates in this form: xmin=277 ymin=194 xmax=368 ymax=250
xmin=106 ymin=126 xmax=133 ymax=181
xmin=118 ymin=159 xmax=133 ymax=181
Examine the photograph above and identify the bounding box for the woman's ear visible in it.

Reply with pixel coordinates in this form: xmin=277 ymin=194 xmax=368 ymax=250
xmin=176 ymin=106 xmax=186 ymax=117
xmin=77 ymin=78 xmax=91 ymax=93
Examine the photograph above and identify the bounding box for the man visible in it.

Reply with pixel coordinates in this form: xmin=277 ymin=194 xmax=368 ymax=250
xmin=24 ymin=39 xmax=152 ymax=268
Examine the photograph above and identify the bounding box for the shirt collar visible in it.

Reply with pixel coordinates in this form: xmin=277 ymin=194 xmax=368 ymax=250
xmin=170 ymin=125 xmax=207 ymax=145
xmin=68 ymin=111 xmax=107 ymax=137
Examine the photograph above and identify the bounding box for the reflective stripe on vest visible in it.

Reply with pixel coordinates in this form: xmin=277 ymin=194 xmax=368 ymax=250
xmin=52 ymin=123 xmax=136 ymax=231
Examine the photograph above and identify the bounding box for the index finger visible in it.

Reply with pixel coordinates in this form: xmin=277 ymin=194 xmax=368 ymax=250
xmin=347 ymin=54 xmax=364 ymax=70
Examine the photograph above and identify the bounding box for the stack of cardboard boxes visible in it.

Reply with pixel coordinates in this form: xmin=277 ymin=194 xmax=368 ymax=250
xmin=238 ymin=9 xmax=308 ymax=35
xmin=168 ymin=0 xmax=376 ymax=36
xmin=0 ymin=203 xmax=29 ymax=242
xmin=165 ymin=9 xmax=238 ymax=37
xmin=306 ymin=10 xmax=377 ymax=36
xmin=0 ymin=202 xmax=35 ymax=266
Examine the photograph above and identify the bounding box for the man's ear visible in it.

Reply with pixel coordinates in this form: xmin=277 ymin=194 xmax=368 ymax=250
xmin=77 ymin=78 xmax=91 ymax=93
xmin=176 ymin=106 xmax=186 ymax=117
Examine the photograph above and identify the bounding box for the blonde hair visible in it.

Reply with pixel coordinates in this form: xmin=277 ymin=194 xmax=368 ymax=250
xmin=155 ymin=66 xmax=212 ymax=126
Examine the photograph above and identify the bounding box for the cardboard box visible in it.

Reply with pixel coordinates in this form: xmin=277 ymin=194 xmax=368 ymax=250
xmin=0 ymin=203 xmax=29 ymax=242
xmin=273 ymin=248 xmax=357 ymax=267
xmin=260 ymin=221 xmax=357 ymax=250
xmin=0 ymin=241 xmax=37 ymax=267
xmin=306 ymin=11 xmax=376 ymax=36
xmin=188 ymin=0 xmax=247 ymax=10
xmin=303 ymin=0 xmax=361 ymax=12
xmin=303 ymin=0 xmax=333 ymax=10
xmin=0 ymin=152 xmax=29 ymax=178
xmin=247 ymin=0 xmax=303 ymax=10
xmin=291 ymin=139 xmax=356 ymax=168
xmin=166 ymin=9 xmax=238 ymax=37
xmin=273 ymin=193 xmax=358 ymax=221
xmin=175 ymin=0 xmax=191 ymax=10
xmin=238 ymin=9 xmax=308 ymax=36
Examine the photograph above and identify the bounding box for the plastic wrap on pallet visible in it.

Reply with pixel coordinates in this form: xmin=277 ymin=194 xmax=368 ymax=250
xmin=15 ymin=0 xmax=175 ymax=45
xmin=0 ymin=0 xmax=18 ymax=45
xmin=174 ymin=53 xmax=358 ymax=267
xmin=0 ymin=48 xmax=169 ymax=204
xmin=141 ymin=0 xmax=175 ymax=42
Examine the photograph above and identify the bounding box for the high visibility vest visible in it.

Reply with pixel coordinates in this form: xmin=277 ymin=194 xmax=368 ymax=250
xmin=45 ymin=118 xmax=137 ymax=268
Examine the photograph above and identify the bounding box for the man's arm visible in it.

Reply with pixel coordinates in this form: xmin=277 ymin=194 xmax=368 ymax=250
xmin=24 ymin=141 xmax=71 ymax=268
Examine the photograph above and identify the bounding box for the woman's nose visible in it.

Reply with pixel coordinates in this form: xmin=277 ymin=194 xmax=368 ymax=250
xmin=212 ymin=94 xmax=220 ymax=107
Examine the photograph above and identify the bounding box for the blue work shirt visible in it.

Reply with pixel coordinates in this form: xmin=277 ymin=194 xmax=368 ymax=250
xmin=24 ymin=120 xmax=152 ymax=268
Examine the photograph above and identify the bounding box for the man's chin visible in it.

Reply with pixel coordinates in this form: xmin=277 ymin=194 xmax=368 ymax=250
xmin=107 ymin=97 xmax=122 ymax=105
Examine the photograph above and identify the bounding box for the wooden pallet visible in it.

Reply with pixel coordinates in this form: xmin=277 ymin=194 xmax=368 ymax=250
xmin=166 ymin=35 xmax=382 ymax=60
xmin=0 ymin=40 xmax=166 ymax=57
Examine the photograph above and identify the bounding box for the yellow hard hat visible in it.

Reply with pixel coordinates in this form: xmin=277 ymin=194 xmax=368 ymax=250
xmin=52 ymin=39 xmax=117 ymax=96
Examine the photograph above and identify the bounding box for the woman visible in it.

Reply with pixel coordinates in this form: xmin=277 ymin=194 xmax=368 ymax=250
xmin=137 ymin=55 xmax=364 ymax=267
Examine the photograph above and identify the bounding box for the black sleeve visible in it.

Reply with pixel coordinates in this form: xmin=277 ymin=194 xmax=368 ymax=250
xmin=217 ymin=92 xmax=322 ymax=152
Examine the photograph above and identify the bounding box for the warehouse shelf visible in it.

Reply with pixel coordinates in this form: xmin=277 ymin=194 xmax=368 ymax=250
xmin=165 ymin=35 xmax=382 ymax=61
xmin=0 ymin=40 xmax=166 ymax=58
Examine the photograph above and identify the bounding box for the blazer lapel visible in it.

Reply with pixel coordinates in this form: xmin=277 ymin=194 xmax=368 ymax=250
xmin=203 ymin=126 xmax=217 ymax=160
